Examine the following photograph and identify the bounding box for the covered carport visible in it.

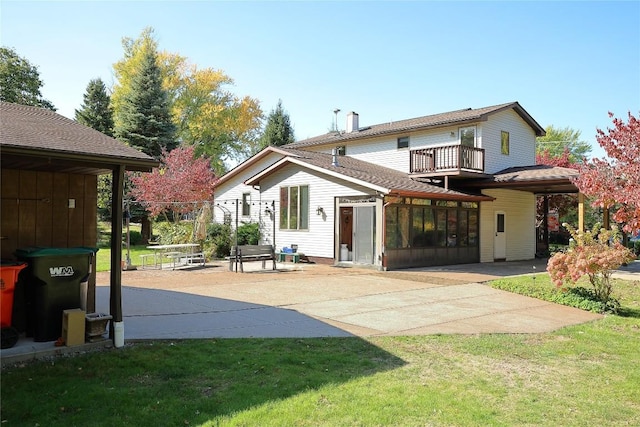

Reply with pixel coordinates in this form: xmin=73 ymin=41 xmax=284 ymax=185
xmin=463 ymin=165 xmax=586 ymax=255
xmin=0 ymin=101 xmax=158 ymax=347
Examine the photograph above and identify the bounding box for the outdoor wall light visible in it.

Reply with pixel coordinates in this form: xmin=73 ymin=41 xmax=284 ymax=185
xmin=316 ymin=206 xmax=324 ymax=215
xmin=265 ymin=207 xmax=272 ymax=215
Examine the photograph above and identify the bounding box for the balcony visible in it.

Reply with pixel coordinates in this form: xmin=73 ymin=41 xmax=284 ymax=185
xmin=410 ymin=144 xmax=485 ymax=176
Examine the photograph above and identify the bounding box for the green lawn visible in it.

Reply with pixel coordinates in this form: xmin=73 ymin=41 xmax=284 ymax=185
xmin=96 ymin=222 xmax=155 ymax=272
xmin=95 ymin=246 xmax=156 ymax=272
xmin=2 ymin=277 xmax=639 ymax=426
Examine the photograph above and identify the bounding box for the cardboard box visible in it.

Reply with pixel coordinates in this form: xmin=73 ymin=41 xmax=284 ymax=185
xmin=62 ymin=309 xmax=86 ymax=346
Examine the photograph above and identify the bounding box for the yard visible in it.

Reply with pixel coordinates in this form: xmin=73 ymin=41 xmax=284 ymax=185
xmin=1 ymin=275 xmax=638 ymax=426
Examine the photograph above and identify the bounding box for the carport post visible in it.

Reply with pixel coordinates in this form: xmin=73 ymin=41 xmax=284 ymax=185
xmin=109 ymin=164 xmax=125 ymax=347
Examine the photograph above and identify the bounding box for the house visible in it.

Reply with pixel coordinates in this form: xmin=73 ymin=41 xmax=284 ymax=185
xmin=213 ymin=102 xmax=579 ymax=270
xmin=0 ymin=101 xmax=158 ymax=347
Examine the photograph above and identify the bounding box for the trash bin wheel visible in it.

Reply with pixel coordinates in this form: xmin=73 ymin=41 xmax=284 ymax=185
xmin=1 ymin=326 xmax=20 ymax=349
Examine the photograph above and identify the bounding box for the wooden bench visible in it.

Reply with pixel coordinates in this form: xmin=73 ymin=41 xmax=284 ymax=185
xmin=227 ymin=245 xmax=276 ymax=273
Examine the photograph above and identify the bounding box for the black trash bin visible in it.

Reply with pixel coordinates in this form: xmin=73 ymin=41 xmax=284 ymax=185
xmin=15 ymin=247 xmax=98 ymax=342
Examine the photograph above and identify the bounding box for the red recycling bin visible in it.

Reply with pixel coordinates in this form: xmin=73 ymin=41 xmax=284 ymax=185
xmin=1 ymin=261 xmax=27 ymax=349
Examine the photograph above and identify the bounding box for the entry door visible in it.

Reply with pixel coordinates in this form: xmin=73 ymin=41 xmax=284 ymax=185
xmin=494 ymin=211 xmax=506 ymax=260
xmin=353 ymin=206 xmax=375 ymax=264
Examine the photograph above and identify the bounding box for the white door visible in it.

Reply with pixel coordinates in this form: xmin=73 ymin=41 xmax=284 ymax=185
xmin=353 ymin=206 xmax=375 ymax=264
xmin=494 ymin=211 xmax=506 ymax=260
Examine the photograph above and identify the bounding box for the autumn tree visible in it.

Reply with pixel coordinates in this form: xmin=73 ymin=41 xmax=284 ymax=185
xmin=112 ymin=28 xmax=263 ymax=175
xmin=257 ymin=99 xmax=295 ymax=151
xmin=114 ymin=47 xmax=177 ymax=159
xmin=536 ymin=125 xmax=591 ymax=163
xmin=0 ymin=46 xmax=55 ymax=110
xmin=573 ymin=112 xmax=640 ymax=234
xmin=129 ymin=146 xmax=217 ymax=224
xmin=75 ymin=78 xmax=114 ymax=136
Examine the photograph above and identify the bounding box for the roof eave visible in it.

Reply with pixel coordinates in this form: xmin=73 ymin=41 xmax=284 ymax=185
xmin=0 ymin=146 xmax=158 ymax=172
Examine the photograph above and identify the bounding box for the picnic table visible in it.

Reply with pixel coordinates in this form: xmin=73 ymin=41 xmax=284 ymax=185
xmin=141 ymin=243 xmax=204 ymax=270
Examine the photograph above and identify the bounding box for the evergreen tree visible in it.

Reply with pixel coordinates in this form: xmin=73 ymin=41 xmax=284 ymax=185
xmin=258 ymin=99 xmax=295 ymax=150
xmin=114 ymin=48 xmax=176 ymax=159
xmin=0 ymin=46 xmax=55 ymax=110
xmin=75 ymin=78 xmax=114 ymax=136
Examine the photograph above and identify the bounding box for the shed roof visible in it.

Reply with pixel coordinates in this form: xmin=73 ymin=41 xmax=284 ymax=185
xmin=0 ymin=102 xmax=158 ymax=174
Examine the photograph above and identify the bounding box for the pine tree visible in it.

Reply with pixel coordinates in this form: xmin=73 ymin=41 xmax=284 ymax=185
xmin=258 ymin=99 xmax=295 ymax=150
xmin=114 ymin=48 xmax=176 ymax=159
xmin=75 ymin=78 xmax=114 ymax=136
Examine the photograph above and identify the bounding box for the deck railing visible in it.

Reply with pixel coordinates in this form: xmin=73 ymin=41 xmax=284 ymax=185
xmin=410 ymin=144 xmax=485 ymax=174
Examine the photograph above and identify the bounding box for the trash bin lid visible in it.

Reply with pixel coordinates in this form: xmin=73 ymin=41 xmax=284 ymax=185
xmin=15 ymin=246 xmax=99 ymax=258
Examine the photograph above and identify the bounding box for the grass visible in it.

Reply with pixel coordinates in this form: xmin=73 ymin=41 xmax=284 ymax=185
xmin=95 ymin=246 xmax=157 ymax=272
xmin=96 ymin=222 xmax=155 ymax=272
xmin=2 ymin=278 xmax=639 ymax=426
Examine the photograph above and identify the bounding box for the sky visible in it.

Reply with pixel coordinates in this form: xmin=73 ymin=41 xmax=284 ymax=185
xmin=2 ymin=1 xmax=639 ymax=160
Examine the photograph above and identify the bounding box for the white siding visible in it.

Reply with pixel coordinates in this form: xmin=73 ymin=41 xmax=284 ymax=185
xmin=261 ymin=165 xmax=373 ymax=259
xmin=480 ymin=189 xmax=536 ymax=262
xmin=308 ymin=128 xmax=461 ymax=173
xmin=480 ymin=109 xmax=537 ymax=173
xmin=214 ymin=153 xmax=285 ymax=245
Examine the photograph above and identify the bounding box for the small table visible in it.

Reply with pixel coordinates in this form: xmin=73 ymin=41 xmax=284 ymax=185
xmin=277 ymin=252 xmax=301 ymax=263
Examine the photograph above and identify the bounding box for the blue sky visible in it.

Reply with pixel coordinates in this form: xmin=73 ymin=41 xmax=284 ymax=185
xmin=2 ymin=1 xmax=639 ymax=159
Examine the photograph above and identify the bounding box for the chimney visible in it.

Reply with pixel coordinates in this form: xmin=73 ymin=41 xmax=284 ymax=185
xmin=331 ymin=148 xmax=339 ymax=167
xmin=346 ymin=111 xmax=359 ymax=133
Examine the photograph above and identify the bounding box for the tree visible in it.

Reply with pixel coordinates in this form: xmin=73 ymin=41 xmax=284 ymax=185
xmin=128 ymin=146 xmax=217 ymax=223
xmin=75 ymin=78 xmax=115 ymax=220
xmin=112 ymin=28 xmax=263 ymax=175
xmin=75 ymin=78 xmax=114 ymax=136
xmin=573 ymin=112 xmax=640 ymax=234
xmin=114 ymin=47 xmax=177 ymax=159
xmin=257 ymin=99 xmax=295 ymax=151
xmin=0 ymin=46 xmax=55 ymax=110
xmin=536 ymin=125 xmax=591 ymax=163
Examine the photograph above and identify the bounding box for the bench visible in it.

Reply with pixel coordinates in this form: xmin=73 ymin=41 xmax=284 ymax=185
xmin=227 ymin=245 xmax=276 ymax=273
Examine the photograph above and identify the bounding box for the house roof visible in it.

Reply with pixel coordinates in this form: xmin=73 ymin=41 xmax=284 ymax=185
xmin=0 ymin=102 xmax=158 ymax=174
xmin=287 ymin=101 xmax=546 ymax=149
xmin=463 ymin=165 xmax=580 ymax=194
xmin=245 ymin=148 xmax=493 ymax=201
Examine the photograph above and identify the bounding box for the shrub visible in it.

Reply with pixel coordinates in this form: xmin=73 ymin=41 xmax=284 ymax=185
xmin=547 ymin=223 xmax=634 ymax=307
xmin=154 ymin=221 xmax=194 ymax=245
xmin=207 ymin=223 xmax=232 ymax=259
xmin=236 ymin=222 xmax=260 ymax=245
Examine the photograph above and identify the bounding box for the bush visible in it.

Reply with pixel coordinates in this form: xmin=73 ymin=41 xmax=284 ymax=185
xmin=154 ymin=221 xmax=194 ymax=245
xmin=207 ymin=223 xmax=232 ymax=259
xmin=236 ymin=222 xmax=260 ymax=245
xmin=127 ymin=230 xmax=143 ymax=246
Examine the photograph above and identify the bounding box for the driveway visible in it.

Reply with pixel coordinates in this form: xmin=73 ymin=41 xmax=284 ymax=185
xmin=93 ymin=259 xmax=603 ymax=339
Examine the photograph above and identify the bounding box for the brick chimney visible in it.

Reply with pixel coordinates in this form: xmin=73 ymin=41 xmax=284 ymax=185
xmin=346 ymin=111 xmax=359 ymax=133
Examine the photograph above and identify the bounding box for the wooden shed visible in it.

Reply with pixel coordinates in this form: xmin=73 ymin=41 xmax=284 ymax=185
xmin=0 ymin=101 xmax=158 ymax=346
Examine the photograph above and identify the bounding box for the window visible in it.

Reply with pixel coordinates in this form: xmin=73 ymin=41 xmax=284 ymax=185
xmin=501 ymin=131 xmax=510 ymax=155
xmin=242 ymin=193 xmax=251 ymax=216
xmin=336 ymin=146 xmax=346 ymax=155
xmin=279 ymin=185 xmax=309 ymax=230
xmin=384 ymin=197 xmax=479 ymax=249
xmin=459 ymin=126 xmax=476 ymax=147
xmin=397 ymin=136 xmax=409 ymax=149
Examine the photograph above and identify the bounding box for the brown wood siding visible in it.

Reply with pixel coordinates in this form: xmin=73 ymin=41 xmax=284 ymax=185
xmin=1 ymin=169 xmax=98 ymax=259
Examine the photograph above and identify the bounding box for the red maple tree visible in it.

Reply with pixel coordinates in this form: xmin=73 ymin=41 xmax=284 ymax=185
xmin=129 ymin=146 xmax=218 ymax=222
xmin=573 ymin=112 xmax=640 ymax=234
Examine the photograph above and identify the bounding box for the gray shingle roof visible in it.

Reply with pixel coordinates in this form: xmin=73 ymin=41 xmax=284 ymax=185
xmin=0 ymin=102 xmax=156 ymax=167
xmin=288 ymin=101 xmax=545 ymax=149
xmin=247 ymin=147 xmax=491 ymax=201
